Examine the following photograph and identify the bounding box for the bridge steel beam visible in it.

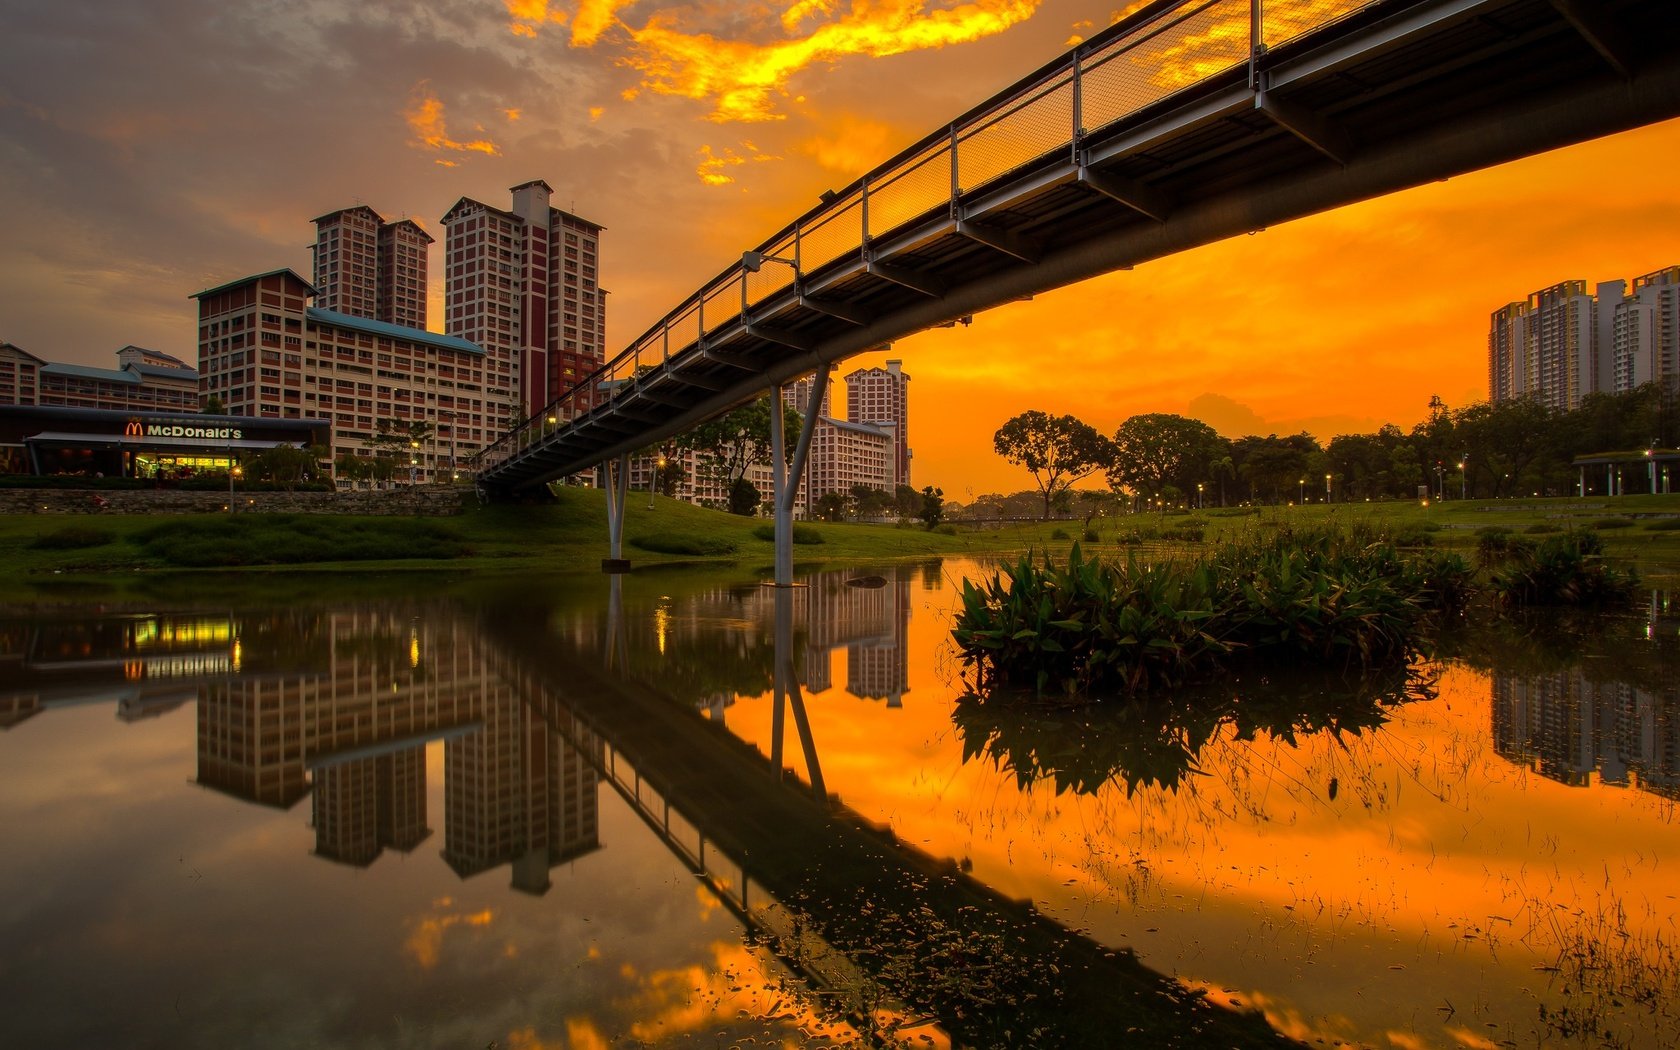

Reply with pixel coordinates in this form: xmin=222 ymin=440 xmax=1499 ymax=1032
xmin=768 ymin=364 xmax=831 ymax=587
xmin=493 ymin=49 xmax=1680 ymax=487
xmin=599 ymin=452 xmax=631 ymax=573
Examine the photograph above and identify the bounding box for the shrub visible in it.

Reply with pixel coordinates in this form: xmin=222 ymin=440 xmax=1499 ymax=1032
xmin=629 ymin=533 xmax=738 ymax=556
xmin=1643 ymin=518 xmax=1680 ymax=531
xmin=751 ymin=523 xmax=823 ymax=545
xmin=31 ymin=526 xmax=117 ymax=550
xmin=1476 ymin=528 xmax=1532 ymax=568
xmin=1489 ymin=529 xmax=1638 ymax=608
xmin=1050 ymin=528 xmax=1071 ymax=540
xmin=1525 ymin=522 xmax=1563 ymax=534
xmin=1590 ymin=517 xmax=1634 ymax=530
xmin=953 ymin=532 xmax=1466 ymax=701
xmin=1082 ymin=527 xmax=1100 ymax=543
xmin=934 ymin=523 xmax=958 ymax=536
xmin=129 ymin=515 xmax=469 ymax=566
xmin=1388 ymin=524 xmax=1436 ymax=547
xmin=1158 ymin=527 xmax=1204 ymax=543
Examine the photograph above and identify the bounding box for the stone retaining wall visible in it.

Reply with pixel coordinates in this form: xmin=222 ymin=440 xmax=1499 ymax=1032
xmin=0 ymin=488 xmax=468 ymax=516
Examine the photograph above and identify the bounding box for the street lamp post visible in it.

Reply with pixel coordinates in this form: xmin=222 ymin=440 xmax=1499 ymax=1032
xmin=1298 ymin=478 xmax=1305 ymax=505
xmin=448 ymin=411 xmax=457 ymax=482
xmin=1459 ymin=456 xmax=1468 ymax=501
xmin=1325 ymin=473 xmax=1332 ymax=504
xmin=649 ymin=453 xmax=665 ymax=509
xmin=1196 ymin=482 xmax=1204 ymax=510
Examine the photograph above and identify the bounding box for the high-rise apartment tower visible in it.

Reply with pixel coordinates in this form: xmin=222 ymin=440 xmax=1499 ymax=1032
xmin=440 ymin=181 xmax=606 ymax=433
xmin=311 ymin=205 xmax=432 ymax=330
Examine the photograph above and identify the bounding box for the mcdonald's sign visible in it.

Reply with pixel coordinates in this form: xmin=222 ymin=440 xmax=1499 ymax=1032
xmin=124 ymin=420 xmax=143 ymax=437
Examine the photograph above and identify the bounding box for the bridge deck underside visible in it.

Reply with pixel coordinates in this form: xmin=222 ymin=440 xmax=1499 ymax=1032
xmin=481 ymin=0 xmax=1679 ymax=493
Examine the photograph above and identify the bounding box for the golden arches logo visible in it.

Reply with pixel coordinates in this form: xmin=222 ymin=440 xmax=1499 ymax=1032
xmin=124 ymin=420 xmax=143 ymax=437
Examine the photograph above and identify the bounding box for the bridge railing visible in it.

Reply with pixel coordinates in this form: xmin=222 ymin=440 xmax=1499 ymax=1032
xmin=473 ymin=0 xmax=1378 ymax=479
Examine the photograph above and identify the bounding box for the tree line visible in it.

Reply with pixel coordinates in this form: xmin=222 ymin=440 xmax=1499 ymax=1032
xmin=982 ymin=384 xmax=1680 ymax=517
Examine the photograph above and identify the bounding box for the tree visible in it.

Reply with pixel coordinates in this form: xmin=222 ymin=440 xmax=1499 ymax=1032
xmin=1107 ymin=413 xmax=1226 ymax=503
xmin=992 ymin=411 xmax=1114 ymax=520
xmin=202 ymin=394 xmax=225 ymax=415
xmin=335 ymin=452 xmax=371 ymax=486
xmin=728 ymin=476 xmax=761 ymax=517
xmin=850 ymin=484 xmax=894 ymax=520
xmin=917 ymin=485 xmax=945 ymax=530
xmin=1453 ymin=397 xmax=1557 ymax=498
xmin=893 ymin=484 xmax=923 ymax=521
xmin=367 ymin=418 xmax=435 ymax=486
xmin=246 ymin=443 xmax=325 ymax=491
xmin=814 ymin=492 xmax=849 ymax=522
xmin=1234 ymin=433 xmax=1319 ymax=504
xmin=678 ymin=397 xmax=799 ymax=492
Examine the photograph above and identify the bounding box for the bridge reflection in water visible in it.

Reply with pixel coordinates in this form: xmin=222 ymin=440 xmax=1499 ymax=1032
xmin=7 ymin=578 xmax=1680 ymax=1045
xmin=511 ymin=568 xmax=1298 ymax=1047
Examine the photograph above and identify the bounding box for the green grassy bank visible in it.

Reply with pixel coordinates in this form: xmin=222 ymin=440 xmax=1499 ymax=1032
xmin=6 ymin=488 xmax=1680 ymax=594
xmin=0 ymin=487 xmax=1017 ymax=585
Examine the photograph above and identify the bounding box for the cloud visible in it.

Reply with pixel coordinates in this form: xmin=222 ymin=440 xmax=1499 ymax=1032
xmin=572 ymin=0 xmax=637 ymax=48
xmin=405 ymin=81 xmax=503 ymax=160
xmin=505 ymin=0 xmax=569 ymax=37
xmin=555 ymin=1 xmax=1043 ymax=123
xmin=797 ymin=112 xmax=903 ymax=175
xmin=403 ymin=904 xmax=495 ymax=970
xmin=696 ymin=142 xmax=780 ymax=186
xmin=1187 ymin=392 xmax=1273 ymax=438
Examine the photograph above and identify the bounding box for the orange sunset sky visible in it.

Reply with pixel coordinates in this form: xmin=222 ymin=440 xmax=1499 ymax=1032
xmin=3 ymin=0 xmax=1679 ymax=497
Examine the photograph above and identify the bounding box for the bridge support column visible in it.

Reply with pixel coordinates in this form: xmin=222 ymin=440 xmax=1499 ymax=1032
xmin=601 ymin=453 xmax=632 ymax=573
xmin=769 ymin=585 xmax=826 ymax=800
xmin=768 ymin=364 xmax=832 ymax=587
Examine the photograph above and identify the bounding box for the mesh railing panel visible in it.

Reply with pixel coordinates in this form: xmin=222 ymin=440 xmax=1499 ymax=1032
xmin=957 ymin=74 xmax=1075 ymax=191
xmin=700 ymin=281 xmax=738 ymax=343
xmin=1263 ymin=0 xmax=1375 ymax=49
xmin=866 ymin=145 xmax=954 ymax=239
xmin=1081 ymin=0 xmax=1241 ymax=132
xmin=743 ymin=232 xmax=800 ymax=310
xmin=797 ymin=195 xmax=865 ymax=275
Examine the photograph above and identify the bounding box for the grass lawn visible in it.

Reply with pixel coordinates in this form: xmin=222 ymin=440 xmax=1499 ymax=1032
xmin=6 ymin=487 xmax=1680 ymax=598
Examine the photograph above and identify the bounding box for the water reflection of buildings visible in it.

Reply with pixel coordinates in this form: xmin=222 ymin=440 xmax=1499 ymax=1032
xmin=196 ymin=609 xmax=601 ymax=884
xmin=0 ymin=607 xmax=601 ymax=888
xmin=0 ymin=613 xmax=234 ymax=730
xmin=802 ymin=572 xmax=913 ymax=707
xmin=624 ymin=568 xmax=918 ymax=715
xmin=1491 ymin=599 xmax=1680 ymax=799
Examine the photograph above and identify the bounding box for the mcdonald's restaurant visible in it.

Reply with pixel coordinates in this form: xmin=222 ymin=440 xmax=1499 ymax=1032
xmin=0 ymin=406 xmax=329 ymax=480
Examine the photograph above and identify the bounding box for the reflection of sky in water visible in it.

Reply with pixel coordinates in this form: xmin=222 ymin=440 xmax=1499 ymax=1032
xmin=3 ymin=566 xmax=1679 ymax=1049
xmin=707 ymin=566 xmax=1680 ymax=1050
xmin=0 ymin=698 xmax=850 ymax=1047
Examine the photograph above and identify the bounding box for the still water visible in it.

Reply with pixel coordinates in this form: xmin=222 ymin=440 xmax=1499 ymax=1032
xmin=1 ymin=560 xmax=1676 ymax=1049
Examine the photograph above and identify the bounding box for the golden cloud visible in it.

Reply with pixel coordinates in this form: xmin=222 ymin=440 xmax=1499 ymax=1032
xmin=505 ymin=0 xmax=569 ymax=37
xmin=696 ymin=142 xmax=781 ymax=186
xmin=554 ymin=1 xmax=1043 ymax=123
xmin=405 ymin=83 xmax=502 ymax=160
xmin=403 ymin=905 xmax=495 ymax=970
xmin=798 ymin=112 xmax=903 ymax=175
xmin=573 ymin=0 xmax=637 ymax=47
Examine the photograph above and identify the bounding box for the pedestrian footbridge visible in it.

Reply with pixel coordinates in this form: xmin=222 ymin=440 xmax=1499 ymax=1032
xmin=470 ymin=0 xmax=1680 ymax=579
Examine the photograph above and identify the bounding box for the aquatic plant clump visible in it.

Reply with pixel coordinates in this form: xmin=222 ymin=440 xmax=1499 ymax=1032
xmin=1488 ymin=528 xmax=1639 ymax=608
xmin=953 ymin=534 xmax=1472 ymax=700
